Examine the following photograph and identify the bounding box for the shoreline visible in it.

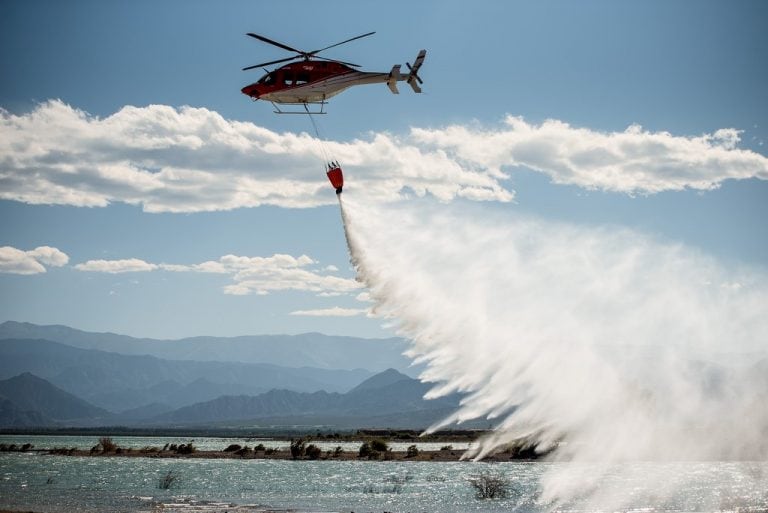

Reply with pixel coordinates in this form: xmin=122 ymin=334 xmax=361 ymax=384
xmin=35 ymin=446 xmax=538 ymax=462
xmin=1 ymin=430 xmax=546 ymax=461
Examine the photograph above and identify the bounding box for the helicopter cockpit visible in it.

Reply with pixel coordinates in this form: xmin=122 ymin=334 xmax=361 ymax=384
xmin=258 ymin=72 xmax=276 ymax=85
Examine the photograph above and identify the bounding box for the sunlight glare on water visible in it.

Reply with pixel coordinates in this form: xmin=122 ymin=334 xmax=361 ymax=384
xmin=2 ymin=448 xmax=767 ymax=513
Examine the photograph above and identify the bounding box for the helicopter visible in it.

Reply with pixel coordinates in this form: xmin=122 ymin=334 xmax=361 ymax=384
xmin=241 ymin=31 xmax=426 ymax=114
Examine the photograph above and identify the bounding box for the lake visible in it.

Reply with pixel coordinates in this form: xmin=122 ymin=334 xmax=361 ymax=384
xmin=1 ymin=435 xmax=766 ymax=513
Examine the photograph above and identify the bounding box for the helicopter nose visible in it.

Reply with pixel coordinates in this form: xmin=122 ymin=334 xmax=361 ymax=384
xmin=241 ymin=84 xmax=259 ymax=100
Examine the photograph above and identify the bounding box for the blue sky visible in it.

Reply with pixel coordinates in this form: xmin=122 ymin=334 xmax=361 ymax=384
xmin=1 ymin=0 xmax=766 ymax=339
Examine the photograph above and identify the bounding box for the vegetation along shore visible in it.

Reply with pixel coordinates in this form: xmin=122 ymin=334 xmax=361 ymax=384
xmin=1 ymin=430 xmax=546 ymax=462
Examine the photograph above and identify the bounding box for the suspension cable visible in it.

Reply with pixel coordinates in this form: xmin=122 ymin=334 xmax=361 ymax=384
xmin=305 ymin=104 xmax=330 ymax=164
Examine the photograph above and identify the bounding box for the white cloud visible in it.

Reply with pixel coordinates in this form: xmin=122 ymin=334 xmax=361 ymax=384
xmin=75 ymin=258 xmax=158 ymax=273
xmin=71 ymin=252 xmax=361 ymax=297
xmin=0 ymin=101 xmax=510 ymax=211
xmin=3 ymin=101 xmax=763 ymax=212
xmin=290 ymin=306 xmax=369 ymax=317
xmin=412 ymin=116 xmax=768 ymax=193
xmin=0 ymin=245 xmax=69 ymax=274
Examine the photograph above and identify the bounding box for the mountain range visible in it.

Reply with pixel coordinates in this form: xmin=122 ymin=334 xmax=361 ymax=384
xmin=0 ymin=337 xmax=373 ymax=411
xmin=0 ymin=321 xmax=413 ymax=371
xmin=0 ymin=368 xmax=460 ymax=429
xmin=0 ymin=321 xmax=459 ymax=430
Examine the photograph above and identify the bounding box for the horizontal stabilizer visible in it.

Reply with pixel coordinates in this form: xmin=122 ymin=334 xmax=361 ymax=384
xmin=388 ymin=65 xmax=401 ymax=94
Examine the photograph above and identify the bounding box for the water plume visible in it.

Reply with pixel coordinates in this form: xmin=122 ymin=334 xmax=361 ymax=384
xmin=338 ymin=195 xmax=768 ymax=508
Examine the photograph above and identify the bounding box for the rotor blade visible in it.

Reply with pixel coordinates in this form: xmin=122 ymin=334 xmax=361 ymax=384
xmin=246 ymin=33 xmax=304 ymax=54
xmin=309 ymin=31 xmax=375 ymax=55
xmin=242 ymin=56 xmax=298 ymax=71
xmin=314 ymin=55 xmax=361 ymax=68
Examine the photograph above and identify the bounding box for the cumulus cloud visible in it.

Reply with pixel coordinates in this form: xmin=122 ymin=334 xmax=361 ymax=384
xmin=2 ymin=101 xmax=764 ymax=212
xmin=412 ymin=117 xmax=768 ymax=193
xmin=0 ymin=100 xmax=509 ymax=211
xmin=290 ymin=306 xmax=368 ymax=317
xmin=0 ymin=245 xmax=69 ymax=274
xmin=72 ymin=252 xmax=362 ymax=297
xmin=74 ymin=258 xmax=158 ymax=273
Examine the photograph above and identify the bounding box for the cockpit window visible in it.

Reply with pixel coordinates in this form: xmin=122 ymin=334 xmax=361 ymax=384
xmin=258 ymin=72 xmax=275 ymax=85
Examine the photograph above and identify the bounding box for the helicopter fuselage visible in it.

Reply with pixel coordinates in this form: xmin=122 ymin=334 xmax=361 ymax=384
xmin=241 ymin=59 xmax=414 ymax=105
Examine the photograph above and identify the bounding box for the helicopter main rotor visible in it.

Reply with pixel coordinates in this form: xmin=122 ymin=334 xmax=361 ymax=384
xmin=242 ymin=31 xmax=375 ymax=71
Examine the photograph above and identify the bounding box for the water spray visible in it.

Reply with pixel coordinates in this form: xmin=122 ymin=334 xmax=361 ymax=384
xmin=336 ymin=196 xmax=768 ymax=509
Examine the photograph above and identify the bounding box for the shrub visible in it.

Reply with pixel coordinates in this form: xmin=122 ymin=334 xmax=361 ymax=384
xmin=440 ymin=445 xmax=453 ymax=451
xmin=290 ymin=438 xmax=306 ymax=459
xmin=504 ymin=442 xmax=541 ymax=459
xmin=254 ymin=443 xmax=266 ymax=452
xmin=98 ymin=437 xmax=117 ymax=453
xmin=370 ymin=439 xmax=388 ymax=452
xmin=468 ymin=471 xmax=509 ymax=499
xmin=224 ymin=444 xmax=242 ymax=452
xmin=305 ymin=444 xmax=322 ymax=460
xmin=175 ymin=443 xmax=196 ymax=454
xmin=158 ymin=471 xmax=177 ymax=490
xmin=406 ymin=445 xmax=419 ymax=458
xmin=333 ymin=446 xmax=343 ymax=458
xmin=358 ymin=442 xmax=372 ymax=458
xmin=235 ymin=446 xmax=252 ymax=457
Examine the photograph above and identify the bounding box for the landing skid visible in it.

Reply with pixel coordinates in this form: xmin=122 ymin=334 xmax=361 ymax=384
xmin=270 ymin=101 xmax=327 ymax=115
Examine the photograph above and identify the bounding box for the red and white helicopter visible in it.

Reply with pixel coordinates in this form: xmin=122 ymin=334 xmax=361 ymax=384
xmin=241 ymin=31 xmax=426 ymax=114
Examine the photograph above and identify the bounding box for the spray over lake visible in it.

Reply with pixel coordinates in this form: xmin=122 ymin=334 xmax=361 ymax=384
xmin=339 ymin=195 xmax=768 ymax=510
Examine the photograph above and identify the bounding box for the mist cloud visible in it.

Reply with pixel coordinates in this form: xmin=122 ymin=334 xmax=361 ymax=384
xmin=340 ymin=197 xmax=768 ymax=508
xmin=2 ymin=101 xmax=766 ymax=212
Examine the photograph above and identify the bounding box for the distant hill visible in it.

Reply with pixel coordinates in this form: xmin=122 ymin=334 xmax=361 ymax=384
xmin=0 ymin=368 xmax=468 ymax=430
xmin=0 ymin=321 xmax=414 ymax=372
xmin=0 ymin=397 xmax=53 ymax=427
xmin=0 ymin=373 xmax=108 ymax=425
xmin=0 ymin=338 xmax=373 ymax=412
xmin=153 ymin=369 xmax=463 ymax=429
xmin=347 ymin=367 xmax=411 ymax=393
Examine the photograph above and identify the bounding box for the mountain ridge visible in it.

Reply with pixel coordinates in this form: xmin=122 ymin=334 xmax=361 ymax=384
xmin=0 ymin=337 xmax=373 ymax=411
xmin=152 ymin=369 xmax=461 ymax=428
xmin=0 ymin=321 xmax=413 ymax=372
xmin=0 ymin=369 xmax=463 ymax=430
xmin=0 ymin=372 xmax=108 ymax=422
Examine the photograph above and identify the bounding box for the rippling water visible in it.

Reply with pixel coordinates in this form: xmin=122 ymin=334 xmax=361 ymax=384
xmin=1 ymin=437 xmax=767 ymax=513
